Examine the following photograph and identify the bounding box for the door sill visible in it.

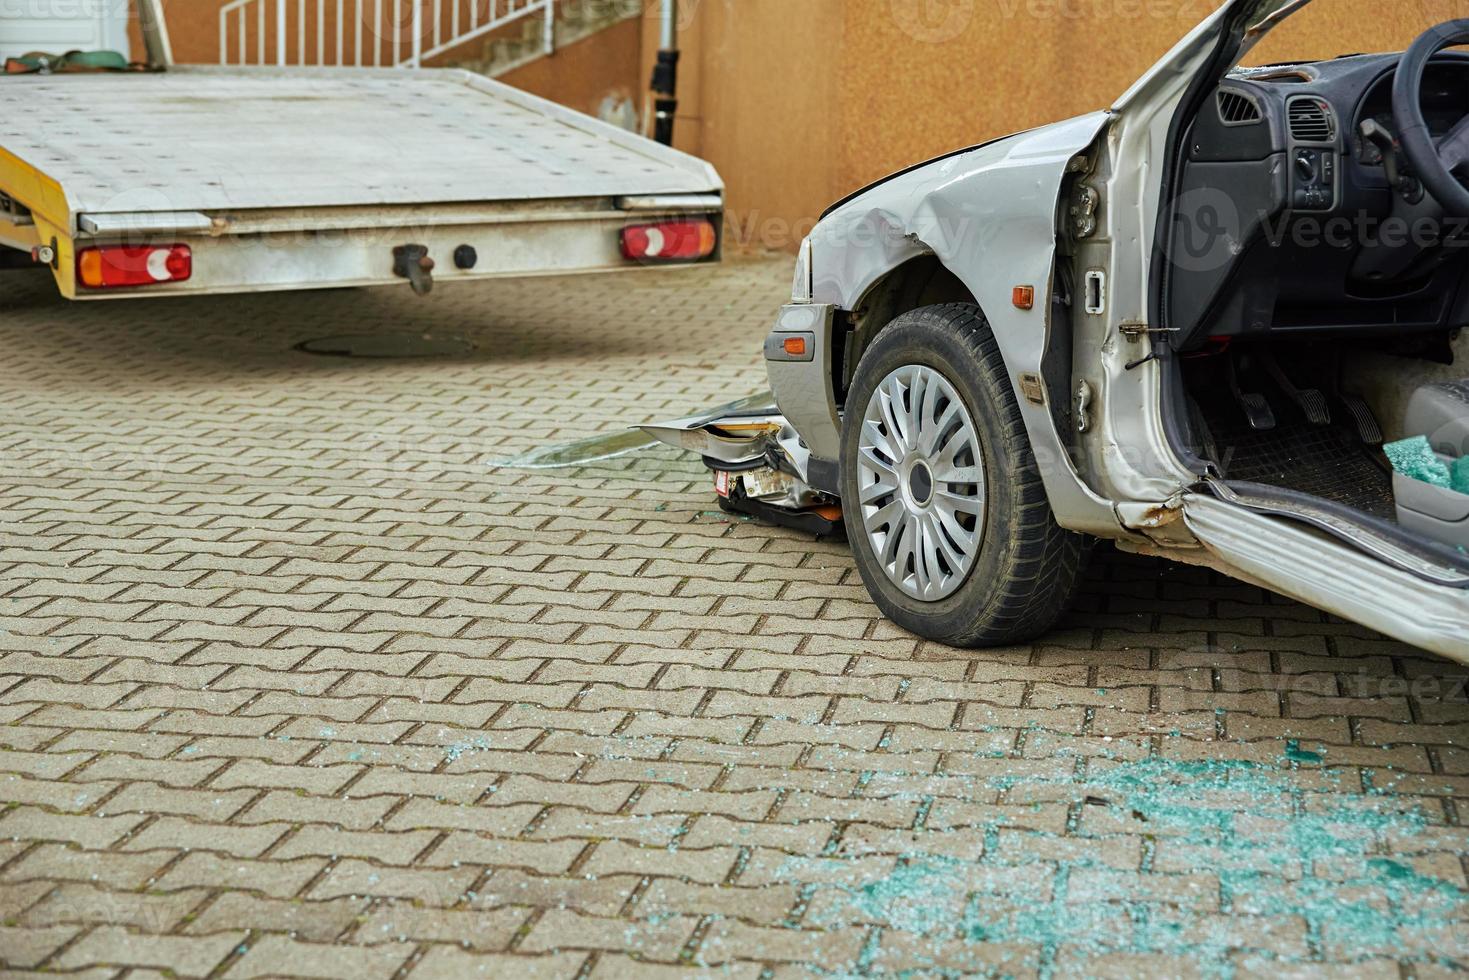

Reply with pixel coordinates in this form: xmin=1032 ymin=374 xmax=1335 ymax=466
xmin=1208 ymin=478 xmax=1469 ymax=588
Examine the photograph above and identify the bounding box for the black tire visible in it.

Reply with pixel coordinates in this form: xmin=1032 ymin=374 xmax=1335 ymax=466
xmin=840 ymin=303 xmax=1090 ymax=647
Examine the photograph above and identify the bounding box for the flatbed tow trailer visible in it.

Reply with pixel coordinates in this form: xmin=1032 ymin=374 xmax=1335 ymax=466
xmin=0 ymin=2 xmax=722 ymax=300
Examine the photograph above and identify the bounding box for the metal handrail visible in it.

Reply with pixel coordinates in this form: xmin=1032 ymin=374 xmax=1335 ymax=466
xmin=219 ymin=0 xmax=554 ymax=69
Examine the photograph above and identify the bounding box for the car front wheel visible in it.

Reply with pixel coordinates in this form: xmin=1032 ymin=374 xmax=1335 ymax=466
xmin=840 ymin=303 xmax=1090 ymax=647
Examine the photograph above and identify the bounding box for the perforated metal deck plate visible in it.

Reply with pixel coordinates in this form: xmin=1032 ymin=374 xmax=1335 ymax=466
xmin=0 ymin=66 xmax=721 ymax=221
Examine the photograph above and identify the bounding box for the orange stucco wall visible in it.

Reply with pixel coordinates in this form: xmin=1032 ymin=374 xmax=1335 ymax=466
xmin=497 ymin=15 xmax=642 ymax=120
xmin=635 ymin=1 xmax=1440 ymax=250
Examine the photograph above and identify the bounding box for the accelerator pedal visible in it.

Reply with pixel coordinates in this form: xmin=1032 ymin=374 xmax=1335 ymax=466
xmin=1339 ymin=394 xmax=1384 ymax=446
xmin=1317 ymin=347 xmax=1384 ymax=447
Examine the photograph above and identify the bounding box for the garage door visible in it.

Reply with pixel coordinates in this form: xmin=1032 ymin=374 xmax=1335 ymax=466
xmin=0 ymin=1 xmax=130 ymax=60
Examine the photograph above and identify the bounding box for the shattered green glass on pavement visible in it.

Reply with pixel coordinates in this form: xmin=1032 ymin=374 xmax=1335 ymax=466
xmin=753 ymin=750 xmax=1468 ymax=979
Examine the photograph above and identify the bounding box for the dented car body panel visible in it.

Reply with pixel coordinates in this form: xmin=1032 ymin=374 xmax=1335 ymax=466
xmin=803 ymin=111 xmax=1122 ymax=536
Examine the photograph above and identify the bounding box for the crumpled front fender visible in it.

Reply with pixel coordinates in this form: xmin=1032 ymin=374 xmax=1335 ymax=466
xmin=806 ymin=111 xmax=1121 ymax=535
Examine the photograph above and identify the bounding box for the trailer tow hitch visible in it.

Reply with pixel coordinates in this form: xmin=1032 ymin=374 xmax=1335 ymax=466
xmin=393 ymin=244 xmax=436 ymax=295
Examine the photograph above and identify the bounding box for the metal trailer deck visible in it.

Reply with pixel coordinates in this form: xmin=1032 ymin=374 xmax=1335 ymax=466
xmin=0 ymin=66 xmax=723 ymax=299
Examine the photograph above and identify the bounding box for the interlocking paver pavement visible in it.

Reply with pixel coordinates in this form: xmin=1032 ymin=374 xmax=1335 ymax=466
xmin=1 ymin=257 xmax=1468 ymax=978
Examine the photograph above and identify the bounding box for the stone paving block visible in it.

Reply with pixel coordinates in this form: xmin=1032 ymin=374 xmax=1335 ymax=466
xmin=209 ymin=759 xmax=360 ymax=795
xmin=410 ymin=946 xmax=588 ymax=979
xmin=381 ymin=796 xmax=540 ymax=834
xmin=0 ymin=923 xmax=82 ymax=969
xmin=153 ymin=852 xmax=327 ymax=900
xmin=120 ymin=817 xmax=289 ymax=859
xmin=0 ymin=748 xmax=93 ymax=780
xmin=621 ymin=712 xmax=756 ymax=743
xmin=737 ymin=850 xmax=898 ymax=890
xmin=632 ymin=785 xmax=778 ymax=821
xmin=180 ymin=734 xmax=320 ymax=764
xmin=188 ymin=892 xmax=368 ymax=943
xmin=593 ymin=954 xmax=766 ymax=978
xmin=530 ymin=808 xmax=688 ymax=847
xmin=0 ymin=771 xmax=114 ymax=811
xmin=75 ymin=755 xmax=222 ymax=788
xmin=309 ymin=857 xmax=479 ymax=906
xmin=580 ymin=841 xmax=738 ymax=884
xmin=356 ymin=904 xmax=529 ymax=950
xmin=237 ymin=789 xmax=396 ymax=829
xmin=582 ymin=756 xmax=722 ymax=790
xmin=227 ymin=933 xmax=412 ymax=979
xmin=472 ymin=870 xmax=639 ymax=916
xmin=521 ymin=908 xmax=700 ymax=960
xmin=0 ymin=807 xmax=145 ymax=849
xmin=678 ymin=814 xmax=834 ymax=854
xmin=425 ymin=834 xmax=587 ymax=875
xmin=101 ymin=781 xmax=254 ymax=820
xmin=271 ymin=826 xmax=437 ymax=865
xmin=636 ymin=877 xmax=800 ymax=927
xmin=836 ymin=824 xmax=987 ymax=862
xmin=750 ymin=719 xmax=885 ymax=751
xmin=698 ymin=919 xmax=867 ymax=966
xmin=470 ymin=774 xmax=633 ymax=813
xmin=666 ymin=739 xmax=803 ymax=769
xmin=55 ymin=925 xmax=243 ymax=976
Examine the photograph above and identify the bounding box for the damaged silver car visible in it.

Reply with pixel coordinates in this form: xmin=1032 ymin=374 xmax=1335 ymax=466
xmin=647 ymin=0 xmax=1469 ymax=660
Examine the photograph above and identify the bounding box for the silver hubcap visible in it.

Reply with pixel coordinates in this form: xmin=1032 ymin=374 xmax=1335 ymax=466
xmin=856 ymin=364 xmax=987 ymax=602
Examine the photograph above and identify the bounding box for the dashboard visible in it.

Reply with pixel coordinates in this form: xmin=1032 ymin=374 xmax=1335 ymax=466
xmin=1165 ymin=51 xmax=1469 ymax=348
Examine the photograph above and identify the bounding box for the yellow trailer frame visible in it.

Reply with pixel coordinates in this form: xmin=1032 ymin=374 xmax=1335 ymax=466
xmin=1 ymin=147 xmax=74 ymax=294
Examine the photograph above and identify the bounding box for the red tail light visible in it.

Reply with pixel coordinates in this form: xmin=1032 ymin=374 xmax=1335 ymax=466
xmin=620 ymin=219 xmax=718 ymax=263
xmin=77 ymin=245 xmax=192 ymax=289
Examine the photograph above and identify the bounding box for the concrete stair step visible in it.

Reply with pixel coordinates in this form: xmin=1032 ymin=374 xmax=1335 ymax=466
xmin=447 ymin=0 xmax=641 ymax=78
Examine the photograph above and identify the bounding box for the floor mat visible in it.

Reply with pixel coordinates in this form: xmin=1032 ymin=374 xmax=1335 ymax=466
xmin=1211 ymin=420 xmax=1397 ymax=519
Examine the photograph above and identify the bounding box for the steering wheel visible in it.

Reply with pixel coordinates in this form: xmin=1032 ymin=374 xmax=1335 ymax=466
xmin=1394 ymin=20 xmax=1469 ymax=217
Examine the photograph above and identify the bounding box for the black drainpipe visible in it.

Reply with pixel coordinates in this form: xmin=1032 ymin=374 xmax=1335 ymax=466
xmin=650 ymin=0 xmax=679 ymax=145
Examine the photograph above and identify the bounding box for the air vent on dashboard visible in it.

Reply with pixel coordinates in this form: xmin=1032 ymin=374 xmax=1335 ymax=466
xmin=1217 ymin=89 xmax=1263 ymax=125
xmin=1288 ymin=98 xmax=1336 ymax=142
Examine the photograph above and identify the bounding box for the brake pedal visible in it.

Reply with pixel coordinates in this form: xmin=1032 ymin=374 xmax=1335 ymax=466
xmin=1261 ymin=353 xmax=1331 ymax=426
xmin=1339 ymin=393 xmax=1384 ymax=446
xmin=1227 ymin=357 xmax=1277 ymax=431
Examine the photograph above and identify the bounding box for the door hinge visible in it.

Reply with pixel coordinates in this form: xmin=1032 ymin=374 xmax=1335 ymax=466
xmin=1069 ymin=183 xmax=1101 ymax=239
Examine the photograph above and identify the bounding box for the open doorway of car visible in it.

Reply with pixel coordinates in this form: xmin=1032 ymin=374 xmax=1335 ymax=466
xmin=1151 ymin=0 xmax=1469 ymax=577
